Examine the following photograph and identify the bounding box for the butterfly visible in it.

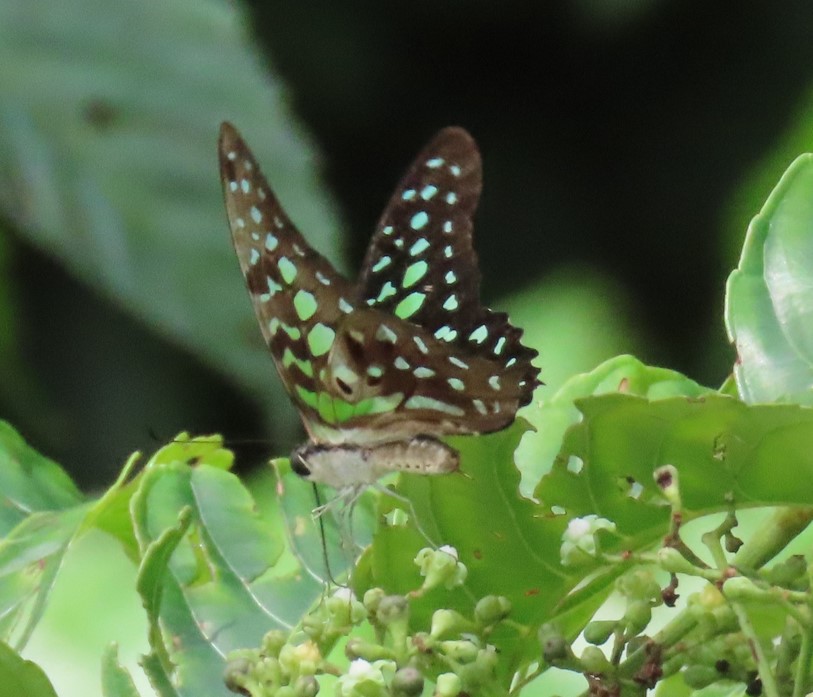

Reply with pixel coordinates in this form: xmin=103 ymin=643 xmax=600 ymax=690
xmin=218 ymin=123 xmax=539 ymax=503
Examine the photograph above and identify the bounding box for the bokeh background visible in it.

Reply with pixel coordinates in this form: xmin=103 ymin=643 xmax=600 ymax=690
xmin=4 ymin=1 xmax=813 ymax=489
xmin=4 ymin=1 xmax=813 ymax=695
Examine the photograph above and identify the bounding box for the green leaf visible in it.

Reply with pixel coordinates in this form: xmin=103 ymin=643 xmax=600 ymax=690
xmin=516 ymin=355 xmax=711 ymax=497
xmin=0 ymin=0 xmax=345 ymax=439
xmin=0 ymin=640 xmax=58 ymax=697
xmin=725 ymin=154 xmax=813 ymax=404
xmin=358 ymin=391 xmax=813 ymax=681
xmin=129 ymin=441 xmax=324 ymax=697
xmin=101 ymin=643 xmax=143 ymax=697
xmin=0 ymin=422 xmax=88 ymax=649
xmin=542 ymin=393 xmax=813 ymax=536
xmin=274 ymin=457 xmax=376 ymax=585
xmin=360 ymin=421 xmax=592 ymax=678
xmin=0 ymin=421 xmax=83 ymax=533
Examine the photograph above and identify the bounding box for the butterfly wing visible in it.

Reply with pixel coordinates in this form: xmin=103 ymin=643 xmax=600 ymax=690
xmin=357 ymin=127 xmax=483 ymax=334
xmin=219 ymin=123 xmax=356 ymax=428
xmin=335 ymin=128 xmax=539 ymax=437
xmin=325 ymin=308 xmax=537 ymax=439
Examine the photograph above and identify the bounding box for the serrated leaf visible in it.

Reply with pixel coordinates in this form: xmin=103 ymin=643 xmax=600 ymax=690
xmin=516 ymin=355 xmax=711 ymax=497
xmin=0 ymin=0 xmax=345 ymax=440
xmin=101 ymin=643 xmax=143 ymax=697
xmin=726 ymin=154 xmax=813 ymax=404
xmin=0 ymin=422 xmax=88 ymax=649
xmin=130 ymin=442 xmax=325 ymax=697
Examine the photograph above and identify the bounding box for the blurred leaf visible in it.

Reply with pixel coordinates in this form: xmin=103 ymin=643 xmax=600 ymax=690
xmin=0 ymin=421 xmax=88 ymax=649
xmin=101 ymin=644 xmax=143 ymax=697
xmin=0 ymin=0 xmax=346 ymax=441
xmin=516 ymin=354 xmax=711 ymax=497
xmin=724 ymin=88 xmax=813 ymax=267
xmin=0 ymin=421 xmax=83 ymax=532
xmin=129 ymin=441 xmax=322 ymax=697
xmin=725 ymin=155 xmax=813 ymax=404
xmin=0 ymin=640 xmax=58 ymax=697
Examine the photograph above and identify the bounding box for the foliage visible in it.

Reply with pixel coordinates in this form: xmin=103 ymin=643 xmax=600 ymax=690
xmin=0 ymin=0 xmax=345 ymax=445
xmin=4 ymin=153 xmax=813 ymax=696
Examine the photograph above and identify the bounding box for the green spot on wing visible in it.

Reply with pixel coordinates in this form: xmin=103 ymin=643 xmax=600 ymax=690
xmin=410 ymin=212 xmax=429 ymax=230
xmin=352 ymin=393 xmax=404 ymax=417
xmin=295 ymin=385 xmax=318 ymax=409
xmin=376 ymin=281 xmax=397 ymax=302
xmin=294 ymin=290 xmax=318 ymax=321
xmin=403 ymin=261 xmax=428 ymax=288
xmin=317 ymin=392 xmax=337 ymax=423
xmin=409 ymin=238 xmax=430 ymax=256
xmin=469 ymin=325 xmax=488 ymax=344
xmin=333 ymin=399 xmax=356 ymax=423
xmin=307 ymin=323 xmax=335 ymax=357
xmin=279 ymin=257 xmax=297 ymax=284
xmin=395 ymin=292 xmax=426 ymax=319
xmin=281 ymin=324 xmax=301 ymax=340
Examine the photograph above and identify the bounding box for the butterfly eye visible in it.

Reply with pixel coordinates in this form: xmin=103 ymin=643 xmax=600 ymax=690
xmin=290 ymin=449 xmax=312 ymax=478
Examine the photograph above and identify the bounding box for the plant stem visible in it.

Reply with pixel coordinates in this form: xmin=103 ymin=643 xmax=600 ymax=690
xmin=730 ymin=602 xmax=780 ymax=697
xmin=734 ymin=508 xmax=813 ymax=570
xmin=792 ymin=617 xmax=813 ymax=697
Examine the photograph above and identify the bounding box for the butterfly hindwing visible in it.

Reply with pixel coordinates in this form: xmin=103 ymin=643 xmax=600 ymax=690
xmin=325 ymin=309 xmax=537 ymax=438
xmin=219 ymin=123 xmax=356 ymax=423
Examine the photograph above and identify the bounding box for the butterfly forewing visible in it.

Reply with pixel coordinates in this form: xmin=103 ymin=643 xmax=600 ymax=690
xmin=356 ymin=126 xmax=539 ymax=411
xmin=357 ymin=127 xmax=483 ymax=337
xmin=219 ymin=123 xmax=356 ymax=425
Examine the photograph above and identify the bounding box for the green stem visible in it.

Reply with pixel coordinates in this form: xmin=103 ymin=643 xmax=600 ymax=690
xmin=734 ymin=507 xmax=813 ymax=570
xmin=792 ymin=626 xmax=812 ymax=697
xmin=730 ymin=602 xmax=780 ymax=697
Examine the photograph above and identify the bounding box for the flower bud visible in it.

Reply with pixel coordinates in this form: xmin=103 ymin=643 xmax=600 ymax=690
xmin=435 ymin=672 xmax=462 ymax=697
xmin=376 ymin=595 xmax=409 ymax=626
xmin=583 ymin=620 xmax=615 ymax=646
xmin=391 ymin=667 xmax=424 ymax=697
xmin=430 ymin=609 xmax=472 ymax=639
xmin=560 ymin=515 xmax=616 ymax=566
xmin=474 ymin=596 xmax=511 ymax=626
xmin=363 ymin=588 xmax=386 ymax=615
xmin=415 ymin=546 xmax=467 ymax=591
xmin=439 ymin=640 xmax=479 ymax=663
xmin=580 ymin=646 xmax=611 ymax=674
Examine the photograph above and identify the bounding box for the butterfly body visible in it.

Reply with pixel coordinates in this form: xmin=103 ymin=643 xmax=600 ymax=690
xmin=291 ymin=437 xmax=459 ymax=492
xmin=219 ymin=123 xmax=539 ymax=489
